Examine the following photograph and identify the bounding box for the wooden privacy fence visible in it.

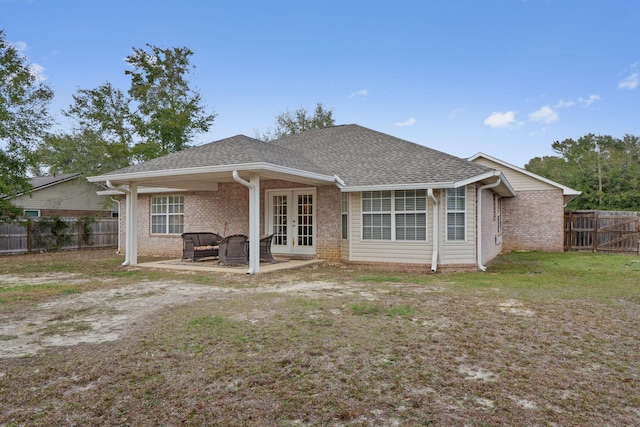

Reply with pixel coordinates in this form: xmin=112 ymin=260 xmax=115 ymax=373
xmin=564 ymin=210 xmax=640 ymax=255
xmin=0 ymin=218 xmax=118 ymax=255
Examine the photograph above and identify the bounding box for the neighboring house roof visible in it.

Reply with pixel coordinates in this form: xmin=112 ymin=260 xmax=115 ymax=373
xmin=2 ymin=173 xmax=81 ymax=199
xmin=89 ymin=125 xmax=515 ymax=195
xmin=468 ymin=152 xmax=581 ymax=204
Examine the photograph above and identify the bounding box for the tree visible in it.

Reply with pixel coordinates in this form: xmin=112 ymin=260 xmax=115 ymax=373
xmin=36 ymin=45 xmax=216 ymax=173
xmin=256 ymin=102 xmax=335 ymax=141
xmin=525 ymin=133 xmax=640 ymax=210
xmin=125 ymin=45 xmax=216 ymax=162
xmin=37 ymin=82 xmax=133 ymax=175
xmin=0 ymin=29 xmax=53 ymax=218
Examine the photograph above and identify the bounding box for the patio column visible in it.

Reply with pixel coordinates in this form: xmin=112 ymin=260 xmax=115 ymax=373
xmin=126 ymin=182 xmax=138 ymax=266
xmin=248 ymin=175 xmax=260 ymax=274
xmin=232 ymin=171 xmax=260 ymax=274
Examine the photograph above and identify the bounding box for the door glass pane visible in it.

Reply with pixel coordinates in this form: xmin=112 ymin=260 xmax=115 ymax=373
xmin=297 ymin=194 xmax=313 ymax=246
xmin=272 ymin=195 xmax=287 ymax=245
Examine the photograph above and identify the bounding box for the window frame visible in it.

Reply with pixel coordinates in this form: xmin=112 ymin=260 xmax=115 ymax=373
xmin=341 ymin=192 xmax=349 ymax=240
xmin=24 ymin=209 xmax=41 ymax=218
xmin=150 ymin=194 xmax=184 ymax=235
xmin=446 ymin=187 xmax=467 ymax=242
xmin=361 ymin=190 xmax=428 ymax=242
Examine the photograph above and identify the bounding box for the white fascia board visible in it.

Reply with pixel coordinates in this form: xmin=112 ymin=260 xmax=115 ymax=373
xmin=97 ymin=187 xmax=192 ymax=196
xmin=341 ymin=171 xmax=516 ymax=197
xmin=87 ymin=162 xmax=336 ymax=184
xmin=454 ymin=170 xmax=517 ymax=196
xmin=341 ymin=182 xmax=455 ymax=192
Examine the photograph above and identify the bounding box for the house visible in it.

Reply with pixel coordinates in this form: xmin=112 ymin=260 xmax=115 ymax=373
xmin=5 ymin=173 xmax=118 ymax=218
xmin=88 ymin=124 xmax=579 ymax=273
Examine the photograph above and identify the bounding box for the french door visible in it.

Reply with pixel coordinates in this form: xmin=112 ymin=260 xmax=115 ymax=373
xmin=266 ymin=189 xmax=316 ymax=256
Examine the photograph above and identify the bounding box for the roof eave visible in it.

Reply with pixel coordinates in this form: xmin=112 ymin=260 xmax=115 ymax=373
xmin=87 ymin=162 xmax=337 ymax=186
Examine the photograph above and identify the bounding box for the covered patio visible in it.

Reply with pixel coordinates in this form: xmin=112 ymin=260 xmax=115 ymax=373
xmin=88 ymin=135 xmax=344 ymax=274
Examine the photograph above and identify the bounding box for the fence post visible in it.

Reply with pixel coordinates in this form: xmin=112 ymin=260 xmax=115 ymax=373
xmin=77 ymin=219 xmax=82 ymax=250
xmin=27 ymin=219 xmax=32 ymax=253
xmin=593 ymin=211 xmax=598 ymax=253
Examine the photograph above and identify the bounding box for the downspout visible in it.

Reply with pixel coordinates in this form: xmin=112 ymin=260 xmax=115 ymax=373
xmin=106 ymin=180 xmax=130 ymax=266
xmin=428 ymin=189 xmax=439 ymax=273
xmin=110 ymin=197 xmax=121 ymax=254
xmin=232 ymin=171 xmax=259 ymax=275
xmin=477 ymin=179 xmax=501 ymax=271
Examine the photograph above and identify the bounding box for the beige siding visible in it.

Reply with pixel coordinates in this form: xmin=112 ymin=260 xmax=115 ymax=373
xmin=348 ymin=192 xmax=432 ymax=264
xmin=473 ymin=158 xmax=557 ymax=191
xmin=12 ymin=178 xmax=117 ymax=213
xmin=480 ymin=190 xmax=502 ymax=265
xmin=440 ymin=185 xmax=477 ymax=265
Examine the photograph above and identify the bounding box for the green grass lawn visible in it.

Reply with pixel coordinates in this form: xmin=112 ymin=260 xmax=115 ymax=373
xmin=0 ymin=249 xmax=639 ymax=426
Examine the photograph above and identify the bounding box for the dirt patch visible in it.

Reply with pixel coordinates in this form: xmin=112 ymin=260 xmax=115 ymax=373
xmin=0 ymin=275 xmax=355 ymax=359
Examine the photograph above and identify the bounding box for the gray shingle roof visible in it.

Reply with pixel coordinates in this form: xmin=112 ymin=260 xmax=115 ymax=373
xmin=96 ymin=125 xmax=494 ymax=187
xmin=272 ymin=124 xmax=494 ymax=187
xmin=106 ymin=135 xmax=326 ymax=175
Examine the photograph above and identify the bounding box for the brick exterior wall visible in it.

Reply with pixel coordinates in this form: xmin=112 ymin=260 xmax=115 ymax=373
xmin=37 ymin=209 xmax=114 ymax=218
xmin=502 ymin=189 xmax=565 ymax=252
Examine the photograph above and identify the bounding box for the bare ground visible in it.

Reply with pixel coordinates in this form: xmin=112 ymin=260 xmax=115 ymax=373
xmin=1 ymin=250 xmax=639 ymax=426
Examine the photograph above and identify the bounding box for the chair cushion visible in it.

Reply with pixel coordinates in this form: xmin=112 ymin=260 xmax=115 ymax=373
xmin=194 ymin=245 xmax=218 ymax=251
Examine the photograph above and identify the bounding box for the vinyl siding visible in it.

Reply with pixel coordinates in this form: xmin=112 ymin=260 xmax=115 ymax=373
xmin=472 ymin=158 xmax=557 ymax=191
xmin=11 ymin=178 xmax=116 ymax=212
xmin=440 ymin=185 xmax=477 ymax=265
xmin=349 ymin=192 xmax=432 ymax=264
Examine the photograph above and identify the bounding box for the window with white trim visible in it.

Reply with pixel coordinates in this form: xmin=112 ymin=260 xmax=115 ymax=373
xmin=341 ymin=193 xmax=349 ymax=240
xmin=395 ymin=190 xmax=427 ymax=240
xmin=151 ymin=195 xmax=184 ymax=234
xmin=24 ymin=210 xmax=40 ymax=218
xmin=446 ymin=187 xmax=466 ymax=241
xmin=362 ymin=190 xmax=427 ymax=241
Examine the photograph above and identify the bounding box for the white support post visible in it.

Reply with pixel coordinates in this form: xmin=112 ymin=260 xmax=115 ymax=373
xmin=128 ymin=183 xmax=138 ymax=266
xmin=248 ymin=175 xmax=261 ymax=274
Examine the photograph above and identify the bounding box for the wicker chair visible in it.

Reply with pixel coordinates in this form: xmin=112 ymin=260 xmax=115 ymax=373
xmin=181 ymin=232 xmax=223 ymax=261
xmin=218 ymin=234 xmax=249 ymax=266
xmin=260 ymin=234 xmax=275 ymax=263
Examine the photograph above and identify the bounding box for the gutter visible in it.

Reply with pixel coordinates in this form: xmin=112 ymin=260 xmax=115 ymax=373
xmin=477 ymin=178 xmax=501 ymax=271
xmin=427 ymin=189 xmax=439 ymax=273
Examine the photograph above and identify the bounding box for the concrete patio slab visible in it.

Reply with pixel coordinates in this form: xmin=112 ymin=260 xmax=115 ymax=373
xmin=136 ymin=258 xmax=323 ymax=274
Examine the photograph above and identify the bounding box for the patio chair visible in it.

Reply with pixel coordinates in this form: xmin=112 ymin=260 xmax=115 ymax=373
xmin=181 ymin=232 xmax=223 ymax=262
xmin=218 ymin=234 xmax=249 ymax=266
xmin=260 ymin=234 xmax=275 ymax=263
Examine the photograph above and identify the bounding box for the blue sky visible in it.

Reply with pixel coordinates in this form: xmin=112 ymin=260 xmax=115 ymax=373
xmin=2 ymin=0 xmax=639 ymax=167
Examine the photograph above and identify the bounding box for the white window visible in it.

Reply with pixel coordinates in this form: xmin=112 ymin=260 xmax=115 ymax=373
xmin=395 ymin=190 xmax=427 ymax=240
xmin=151 ymin=195 xmax=184 ymax=234
xmin=362 ymin=191 xmax=392 ymax=240
xmin=362 ymin=190 xmax=427 ymax=241
xmin=24 ymin=210 xmax=40 ymax=218
xmin=341 ymin=193 xmax=349 ymax=240
xmin=446 ymin=187 xmax=466 ymax=241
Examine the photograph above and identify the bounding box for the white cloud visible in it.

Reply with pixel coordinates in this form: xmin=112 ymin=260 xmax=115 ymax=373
xmin=483 ymin=111 xmax=516 ymax=128
xmin=449 ymin=108 xmax=464 ymax=118
xmin=395 ymin=117 xmax=416 ymax=127
xmin=579 ymin=95 xmax=600 ymax=106
xmin=619 ymin=73 xmax=638 ymax=90
xmin=29 ymin=63 xmax=46 ymax=82
xmin=12 ymin=41 xmax=28 ymax=52
xmin=554 ymin=99 xmax=575 ymax=108
xmin=349 ymin=89 xmax=368 ymax=98
xmin=529 ymin=106 xmax=558 ymax=123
